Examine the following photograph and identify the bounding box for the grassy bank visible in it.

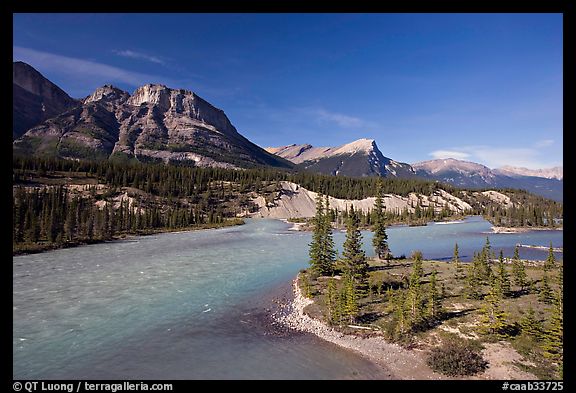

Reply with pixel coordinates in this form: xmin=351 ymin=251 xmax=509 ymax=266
xmin=298 ymin=254 xmax=563 ymax=379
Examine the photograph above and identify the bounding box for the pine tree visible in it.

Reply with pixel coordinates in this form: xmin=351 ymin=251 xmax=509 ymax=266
xmin=511 ymin=245 xmax=528 ymax=291
xmin=464 ymin=262 xmax=482 ymax=300
xmin=326 ymin=277 xmax=338 ymax=324
xmin=541 ymin=291 xmax=563 ymax=361
xmin=344 ymin=276 xmax=359 ymax=323
xmin=544 ymin=242 xmax=556 ymax=271
xmin=478 ymin=278 xmax=508 ymax=337
xmin=372 ymin=180 xmax=390 ymax=261
xmin=496 ymin=250 xmax=511 ymax=298
xmin=427 ymin=270 xmax=442 ymax=319
xmin=406 ymin=253 xmax=425 ymax=327
xmin=342 ymin=205 xmax=368 ymax=290
xmin=453 ymin=242 xmax=463 ymax=278
xmin=308 ymin=193 xmax=336 ymax=276
xmin=478 ymin=237 xmax=494 ymax=282
xmin=520 ymin=306 xmax=543 ymax=339
xmin=411 ymin=250 xmax=424 ymax=278
xmin=392 ymin=289 xmax=408 ymax=336
xmin=538 ymin=274 xmax=554 ymax=304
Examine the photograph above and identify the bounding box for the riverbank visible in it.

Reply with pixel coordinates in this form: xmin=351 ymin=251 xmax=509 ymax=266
xmin=272 ymin=276 xmax=445 ymax=380
xmin=272 ymin=272 xmax=542 ymax=380
xmin=12 ymin=218 xmax=245 ymax=256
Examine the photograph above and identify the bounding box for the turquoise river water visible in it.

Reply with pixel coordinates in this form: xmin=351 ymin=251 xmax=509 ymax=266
xmin=13 ymin=216 xmax=562 ymax=379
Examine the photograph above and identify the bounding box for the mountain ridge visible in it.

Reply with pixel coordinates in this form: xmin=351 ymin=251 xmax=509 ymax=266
xmin=413 ymin=158 xmax=563 ymax=202
xmin=266 ymin=139 xmax=415 ymax=178
xmin=13 ymin=63 xmax=292 ymax=170
xmin=13 ymin=61 xmax=78 ymax=139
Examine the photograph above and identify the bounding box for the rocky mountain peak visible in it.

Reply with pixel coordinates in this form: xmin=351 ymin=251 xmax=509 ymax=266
xmin=127 ymin=84 xmax=172 ymax=108
xmin=84 ymin=85 xmax=130 ymax=104
xmin=333 ymin=138 xmax=376 ymax=155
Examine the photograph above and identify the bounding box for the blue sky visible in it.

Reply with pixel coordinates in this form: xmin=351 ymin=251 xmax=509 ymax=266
xmin=13 ymin=13 xmax=562 ymax=169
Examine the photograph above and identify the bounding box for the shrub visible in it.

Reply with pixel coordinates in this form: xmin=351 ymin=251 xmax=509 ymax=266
xmin=427 ymin=338 xmax=488 ymax=376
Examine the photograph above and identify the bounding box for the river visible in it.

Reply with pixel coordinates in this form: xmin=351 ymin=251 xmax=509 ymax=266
xmin=13 ymin=216 xmax=562 ymax=379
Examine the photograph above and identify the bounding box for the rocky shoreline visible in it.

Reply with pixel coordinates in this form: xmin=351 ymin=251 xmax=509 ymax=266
xmin=269 ymin=274 xmax=539 ymax=380
xmin=270 ymin=275 xmax=446 ymax=380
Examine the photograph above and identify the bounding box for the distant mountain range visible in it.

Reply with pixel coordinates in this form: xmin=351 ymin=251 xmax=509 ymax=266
xmin=12 ymin=62 xmax=292 ymax=170
xmin=266 ymin=139 xmax=415 ymax=178
xmin=12 ymin=61 xmax=562 ymax=202
xmin=494 ymin=165 xmax=562 ymax=181
xmin=413 ymin=158 xmax=562 ymax=202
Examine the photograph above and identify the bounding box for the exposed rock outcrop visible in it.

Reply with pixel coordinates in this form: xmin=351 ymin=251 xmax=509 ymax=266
xmin=13 ymin=61 xmax=78 ymax=139
xmin=13 ymin=74 xmax=293 ymax=170
xmin=251 ymin=181 xmax=472 ymax=219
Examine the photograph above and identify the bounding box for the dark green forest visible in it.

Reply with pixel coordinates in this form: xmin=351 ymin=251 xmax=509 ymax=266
xmin=13 ymin=156 xmax=562 ymax=254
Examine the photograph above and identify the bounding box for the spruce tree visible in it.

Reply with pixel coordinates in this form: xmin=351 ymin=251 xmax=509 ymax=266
xmin=511 ymin=245 xmax=528 ymax=291
xmin=465 ymin=262 xmax=482 ymax=300
xmin=496 ymin=250 xmax=511 ymax=298
xmin=478 ymin=278 xmax=508 ymax=337
xmin=372 ymin=181 xmax=390 ymax=261
xmin=411 ymin=250 xmax=424 ymax=278
xmin=344 ymin=276 xmax=359 ymax=323
xmin=406 ymin=253 xmax=425 ymax=327
xmin=427 ymin=270 xmax=442 ymax=319
xmin=342 ymin=205 xmax=368 ymax=289
xmin=544 ymin=242 xmax=556 ymax=271
xmin=326 ymin=277 xmax=338 ymax=324
xmin=538 ymin=274 xmax=554 ymax=304
xmin=308 ymin=193 xmax=336 ymax=276
xmin=541 ymin=291 xmax=563 ymax=361
xmin=520 ymin=306 xmax=543 ymax=339
xmin=453 ymin=242 xmax=463 ymax=277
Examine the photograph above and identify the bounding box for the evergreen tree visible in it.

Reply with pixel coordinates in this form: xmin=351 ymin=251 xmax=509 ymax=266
xmin=342 ymin=205 xmax=368 ymax=289
xmin=308 ymin=193 xmax=336 ymax=276
xmin=406 ymin=253 xmax=425 ymax=327
xmin=511 ymin=245 xmax=528 ymax=291
xmin=478 ymin=237 xmax=494 ymax=282
xmin=392 ymin=289 xmax=408 ymax=336
xmin=344 ymin=276 xmax=359 ymax=323
xmin=538 ymin=274 xmax=554 ymax=304
xmin=541 ymin=291 xmax=563 ymax=361
xmin=520 ymin=306 xmax=543 ymax=339
xmin=496 ymin=250 xmax=511 ymax=297
xmin=427 ymin=270 xmax=442 ymax=319
xmin=544 ymin=242 xmax=556 ymax=271
xmin=372 ymin=181 xmax=390 ymax=261
xmin=411 ymin=250 xmax=424 ymax=278
xmin=478 ymin=278 xmax=508 ymax=337
xmin=464 ymin=262 xmax=482 ymax=300
xmin=326 ymin=277 xmax=338 ymax=324
xmin=453 ymin=242 xmax=464 ymax=277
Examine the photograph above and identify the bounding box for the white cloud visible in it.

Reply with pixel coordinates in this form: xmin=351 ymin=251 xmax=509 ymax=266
xmin=13 ymin=46 xmax=175 ymax=88
xmin=300 ymin=108 xmax=372 ymax=129
xmin=113 ymin=49 xmax=165 ymax=65
xmin=534 ymin=139 xmax=554 ymax=148
xmin=429 ymin=150 xmax=470 ymax=160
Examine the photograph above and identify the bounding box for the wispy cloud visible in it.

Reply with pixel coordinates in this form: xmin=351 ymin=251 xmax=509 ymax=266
xmin=534 ymin=139 xmax=554 ymax=148
xmin=430 ymin=150 xmax=470 ymax=160
xmin=299 ymin=107 xmax=375 ymax=129
xmin=13 ymin=46 xmax=176 ymax=89
xmin=113 ymin=49 xmax=166 ymax=65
